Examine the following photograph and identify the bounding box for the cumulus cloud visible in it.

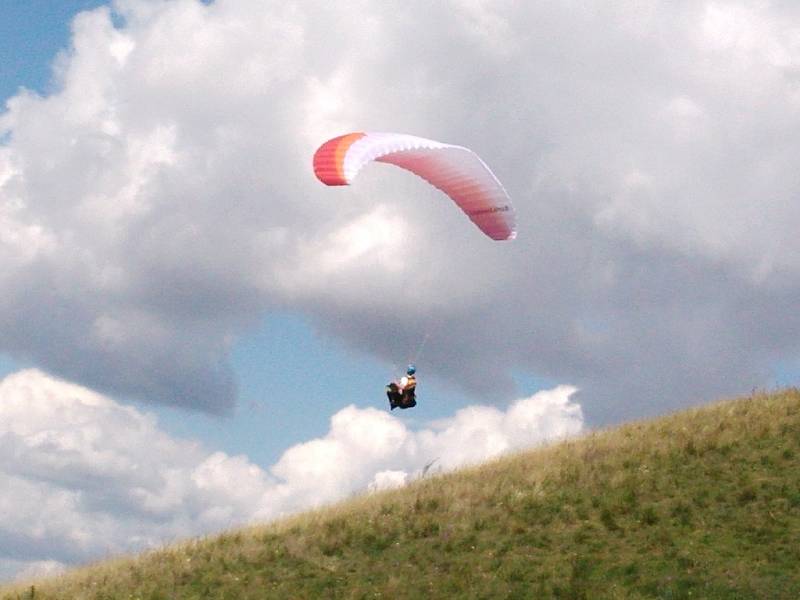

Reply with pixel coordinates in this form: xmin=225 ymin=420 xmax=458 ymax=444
xmin=1 ymin=0 xmax=800 ymax=422
xmin=0 ymin=369 xmax=268 ymax=572
xmin=0 ymin=369 xmax=582 ymax=581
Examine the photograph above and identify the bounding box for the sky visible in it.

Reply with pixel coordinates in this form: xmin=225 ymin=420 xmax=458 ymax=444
xmin=1 ymin=0 xmax=800 ymax=582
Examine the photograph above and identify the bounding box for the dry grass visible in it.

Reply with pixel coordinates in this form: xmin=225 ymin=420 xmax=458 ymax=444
xmin=3 ymin=388 xmax=800 ymax=598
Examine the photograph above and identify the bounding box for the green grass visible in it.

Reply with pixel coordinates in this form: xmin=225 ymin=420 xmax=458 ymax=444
xmin=4 ymin=388 xmax=800 ymax=599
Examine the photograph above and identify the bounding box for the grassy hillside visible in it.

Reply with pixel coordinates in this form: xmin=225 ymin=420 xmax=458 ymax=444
xmin=3 ymin=388 xmax=800 ymax=599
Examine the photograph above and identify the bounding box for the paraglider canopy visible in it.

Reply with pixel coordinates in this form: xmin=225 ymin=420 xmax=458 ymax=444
xmin=313 ymin=132 xmax=516 ymax=241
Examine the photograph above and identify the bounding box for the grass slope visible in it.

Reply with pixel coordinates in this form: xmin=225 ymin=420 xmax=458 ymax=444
xmin=3 ymin=389 xmax=800 ymax=599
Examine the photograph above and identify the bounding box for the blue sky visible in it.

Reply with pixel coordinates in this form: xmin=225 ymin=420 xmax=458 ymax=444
xmin=2 ymin=0 xmax=800 ymax=581
xmin=155 ymin=312 xmax=495 ymax=467
xmin=0 ymin=1 xmax=106 ymax=103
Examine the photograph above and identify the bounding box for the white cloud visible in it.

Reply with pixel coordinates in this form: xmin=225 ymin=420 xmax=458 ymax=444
xmin=0 ymin=369 xmax=582 ymax=581
xmin=0 ymin=561 xmax=66 ymax=585
xmin=1 ymin=0 xmax=800 ymax=424
xmin=368 ymin=470 xmax=409 ymax=492
xmin=0 ymin=369 xmax=263 ymax=574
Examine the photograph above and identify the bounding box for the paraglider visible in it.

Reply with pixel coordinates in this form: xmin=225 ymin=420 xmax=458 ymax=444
xmin=386 ymin=364 xmax=417 ymax=410
xmin=313 ymin=132 xmax=515 ymax=410
xmin=312 ymin=132 xmax=516 ymax=241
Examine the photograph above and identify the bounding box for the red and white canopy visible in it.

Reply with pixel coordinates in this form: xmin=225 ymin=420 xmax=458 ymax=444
xmin=313 ymin=132 xmax=516 ymax=241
